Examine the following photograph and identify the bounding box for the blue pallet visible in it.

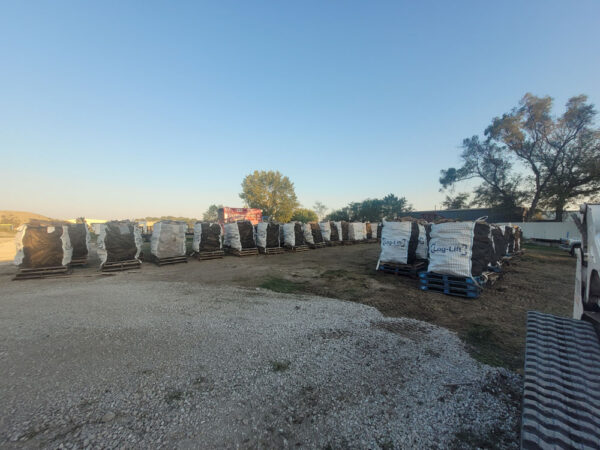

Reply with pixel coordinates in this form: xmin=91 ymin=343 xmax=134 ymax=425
xmin=418 ymin=272 xmax=482 ymax=298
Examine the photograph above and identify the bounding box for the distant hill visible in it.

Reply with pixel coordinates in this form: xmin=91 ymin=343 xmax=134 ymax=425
xmin=0 ymin=211 xmax=56 ymax=227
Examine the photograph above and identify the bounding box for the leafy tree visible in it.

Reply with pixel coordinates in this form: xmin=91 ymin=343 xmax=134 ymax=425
xmin=440 ymin=136 xmax=527 ymax=209
xmin=313 ymin=201 xmax=328 ymax=220
xmin=442 ymin=192 xmax=471 ymax=209
xmin=202 ymin=204 xmax=222 ymax=222
xmin=326 ymin=194 xmax=412 ymax=222
xmin=239 ymin=170 xmax=299 ymax=222
xmin=441 ymin=93 xmax=600 ymax=220
xmin=290 ymin=208 xmax=318 ymax=222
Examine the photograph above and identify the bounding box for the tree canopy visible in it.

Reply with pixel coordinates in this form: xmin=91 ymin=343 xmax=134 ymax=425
xmin=239 ymin=170 xmax=299 ymax=222
xmin=442 ymin=192 xmax=471 ymax=209
xmin=440 ymin=93 xmax=600 ymax=220
xmin=327 ymin=194 xmax=412 ymax=222
xmin=313 ymin=201 xmax=328 ymax=220
xmin=202 ymin=204 xmax=222 ymax=222
xmin=290 ymin=208 xmax=318 ymax=222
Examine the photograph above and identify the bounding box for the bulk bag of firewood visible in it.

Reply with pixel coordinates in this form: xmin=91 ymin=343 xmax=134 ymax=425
xmin=330 ymin=221 xmax=342 ymax=242
xmin=256 ymin=222 xmax=280 ymax=249
xmin=514 ymin=226 xmax=522 ymax=251
xmin=151 ymin=221 xmax=187 ymax=259
xmin=341 ymin=221 xmax=350 ymax=241
xmin=378 ymin=221 xmax=421 ymax=264
xmin=348 ymin=222 xmax=365 ymax=241
xmin=67 ymin=222 xmax=90 ymax=261
xmin=283 ymin=222 xmax=306 ymax=247
xmin=14 ymin=222 xmax=73 ymax=268
xmin=224 ymin=221 xmax=255 ymax=251
xmin=302 ymin=224 xmax=315 ymax=245
xmin=310 ymin=223 xmax=324 ymax=244
xmin=97 ymin=221 xmax=142 ymax=267
xmin=193 ymin=222 xmax=222 ymax=252
xmin=366 ymin=223 xmax=373 ymax=239
xmin=489 ymin=225 xmax=506 ymax=264
xmin=428 ymin=221 xmax=493 ymax=278
xmin=416 ymin=223 xmax=429 ymax=259
xmin=504 ymin=226 xmax=515 ymax=253
xmin=319 ymin=222 xmax=331 ymax=241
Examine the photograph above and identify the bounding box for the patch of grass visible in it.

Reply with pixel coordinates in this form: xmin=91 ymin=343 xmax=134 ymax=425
xmin=270 ymin=360 xmax=291 ymax=372
xmin=462 ymin=323 xmax=508 ymax=368
xmin=260 ymin=277 xmax=305 ymax=293
xmin=522 ymin=242 xmax=565 ymax=255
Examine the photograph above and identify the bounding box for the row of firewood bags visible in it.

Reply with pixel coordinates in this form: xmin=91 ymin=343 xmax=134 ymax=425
xmin=14 ymin=219 xmax=386 ymax=269
xmin=378 ymin=218 xmax=522 ymax=278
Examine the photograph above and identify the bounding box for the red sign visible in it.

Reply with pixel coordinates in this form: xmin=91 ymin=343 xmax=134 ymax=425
xmin=218 ymin=207 xmax=263 ymax=225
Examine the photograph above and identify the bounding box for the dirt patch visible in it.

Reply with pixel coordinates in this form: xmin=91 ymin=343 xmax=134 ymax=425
xmin=372 ymin=320 xmax=432 ymax=341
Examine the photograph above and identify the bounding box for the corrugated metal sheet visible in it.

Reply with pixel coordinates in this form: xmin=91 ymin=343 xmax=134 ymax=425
xmin=522 ymin=311 xmax=600 ymax=449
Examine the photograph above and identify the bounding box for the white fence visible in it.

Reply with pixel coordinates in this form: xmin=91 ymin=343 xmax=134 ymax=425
xmin=497 ymin=221 xmax=580 ymax=241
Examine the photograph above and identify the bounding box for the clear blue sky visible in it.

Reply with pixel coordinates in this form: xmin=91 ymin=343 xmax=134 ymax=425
xmin=2 ymin=0 xmax=599 ymax=219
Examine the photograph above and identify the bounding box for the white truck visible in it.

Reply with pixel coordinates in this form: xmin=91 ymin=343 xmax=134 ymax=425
xmin=521 ymin=204 xmax=600 ymax=449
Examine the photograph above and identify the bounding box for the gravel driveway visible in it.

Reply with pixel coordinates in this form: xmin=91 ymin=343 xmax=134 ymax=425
xmin=0 ymin=276 xmax=520 ymax=449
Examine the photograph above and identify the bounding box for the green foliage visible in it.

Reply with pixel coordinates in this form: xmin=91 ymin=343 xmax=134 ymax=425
xmin=326 ymin=194 xmax=412 ymax=221
xmin=442 ymin=192 xmax=471 ymax=209
xmin=202 ymin=204 xmax=222 ymax=222
xmin=260 ymin=277 xmax=305 ymax=293
xmin=239 ymin=170 xmax=299 ymax=222
xmin=290 ymin=208 xmax=318 ymax=222
xmin=441 ymin=93 xmax=600 ymax=219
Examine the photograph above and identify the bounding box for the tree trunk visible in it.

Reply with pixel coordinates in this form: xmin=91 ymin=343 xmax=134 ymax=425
xmin=555 ymin=203 xmax=565 ymax=222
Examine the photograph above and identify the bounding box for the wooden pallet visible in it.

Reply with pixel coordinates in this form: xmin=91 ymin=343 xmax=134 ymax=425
xmin=378 ymin=260 xmax=428 ymax=278
xmin=342 ymin=240 xmax=359 ymax=245
xmin=101 ymin=259 xmax=141 ymax=272
xmin=152 ymin=255 xmax=188 ymax=266
xmin=285 ymin=245 xmax=310 ymax=252
xmin=196 ymin=250 xmax=225 ymax=260
xmin=259 ymin=247 xmax=286 ymax=255
xmin=309 ymin=242 xmax=327 ymax=249
xmin=69 ymin=257 xmax=88 ymax=267
xmin=13 ymin=265 xmax=72 ymax=281
xmin=326 ymin=241 xmax=342 ymax=246
xmin=226 ymin=248 xmax=259 ymax=257
xmin=418 ymin=272 xmax=483 ymax=298
xmin=365 ymin=238 xmax=379 ymax=244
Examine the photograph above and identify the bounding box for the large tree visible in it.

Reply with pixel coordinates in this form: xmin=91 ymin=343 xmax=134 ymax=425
xmin=441 ymin=94 xmax=600 ymax=220
xmin=239 ymin=170 xmax=299 ymax=222
xmin=290 ymin=208 xmax=318 ymax=223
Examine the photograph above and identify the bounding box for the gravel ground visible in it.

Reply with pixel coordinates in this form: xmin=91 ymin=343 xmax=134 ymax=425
xmin=0 ymin=276 xmax=521 ymax=449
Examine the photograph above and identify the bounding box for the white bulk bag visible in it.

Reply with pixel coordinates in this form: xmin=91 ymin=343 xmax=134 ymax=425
xmin=378 ymin=221 xmax=413 ymax=264
xmin=224 ymin=223 xmax=242 ymax=251
xmin=256 ymin=222 xmax=268 ymax=248
xmin=303 ymin=224 xmax=314 ymax=245
xmin=319 ymin=222 xmax=331 ymax=241
xmin=151 ymin=222 xmax=187 ymax=259
xmin=333 ymin=222 xmax=343 ymax=241
xmin=428 ymin=222 xmax=475 ymax=278
xmin=283 ymin=223 xmax=296 ymax=247
xmin=192 ymin=222 xmax=202 ymax=252
xmin=348 ymin=222 xmax=365 ymax=240
xmin=96 ymin=222 xmax=142 ymax=266
xmin=416 ymin=224 xmax=428 ymax=260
